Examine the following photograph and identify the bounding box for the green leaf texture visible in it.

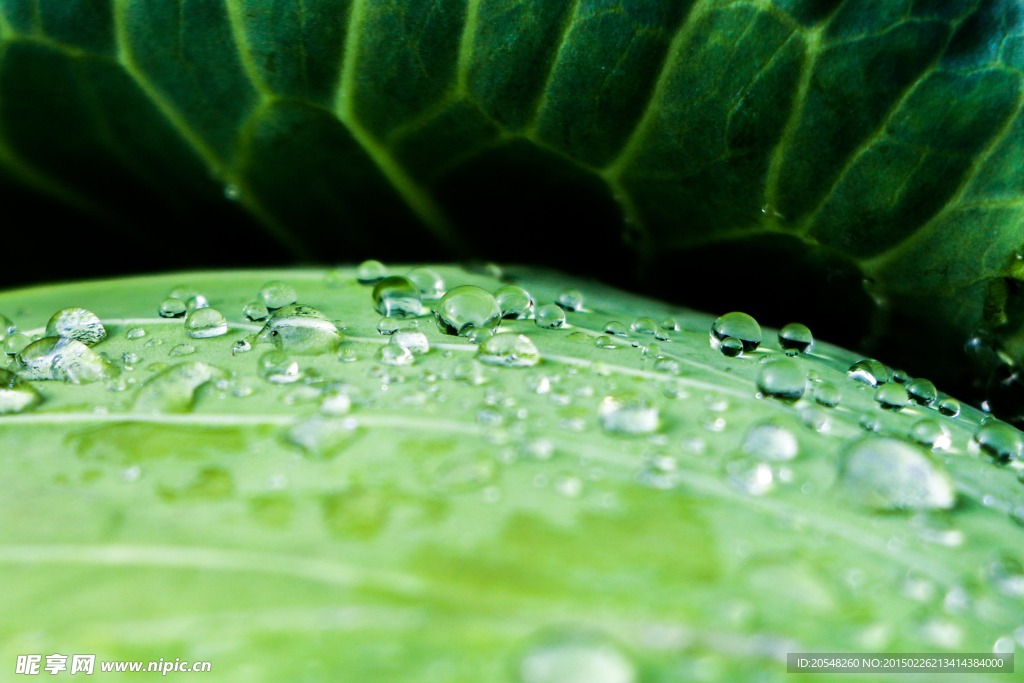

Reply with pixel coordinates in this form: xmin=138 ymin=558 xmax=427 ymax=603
xmin=1 ymin=1 xmax=1024 ymax=406
xmin=0 ymin=265 xmax=1023 ymax=681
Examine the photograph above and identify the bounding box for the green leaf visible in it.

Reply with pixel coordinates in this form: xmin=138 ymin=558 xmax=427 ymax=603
xmin=0 ymin=265 xmax=1022 ymax=679
xmin=1 ymin=1 xmax=1024 ymax=416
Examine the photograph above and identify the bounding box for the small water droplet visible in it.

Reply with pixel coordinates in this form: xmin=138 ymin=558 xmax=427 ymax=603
xmin=604 ymin=321 xmax=627 ymax=337
xmin=535 ymin=304 xmax=566 ymax=329
xmin=756 ymin=359 xmax=805 ymax=401
xmin=134 ymin=361 xmax=228 ymax=413
xmin=257 ymin=280 xmax=297 ymax=310
xmin=254 ymin=305 xmax=342 ymax=355
xmin=0 ymin=313 xmax=16 ymax=342
xmin=711 ymin=312 xmax=761 ymax=352
xmin=973 ymin=422 xmax=1023 ymax=463
xmin=372 ymin=276 xmax=424 ymax=318
xmin=126 ymin=327 xmax=145 ymax=340
xmin=185 ymin=308 xmax=228 ymax=339
xmin=320 ymin=386 xmax=353 ymax=415
xmin=356 ymin=259 xmax=387 ymax=283
xmin=224 ymin=183 xmax=240 ymax=200
xmin=839 ymin=436 xmax=955 ymax=510
xmin=906 ymin=378 xmax=937 ymax=406
xmin=556 ymin=288 xmax=585 ymax=312
xmin=285 ymin=415 xmax=360 ymax=459
xmin=453 ymin=359 xmax=487 ymax=385
xmin=158 ymin=298 xmax=186 ymax=318
xmin=0 ymin=367 xmax=43 ymax=414
xmin=466 ymin=327 xmax=494 ymax=344
xmin=595 ymin=335 xmax=616 ymax=349
xmin=813 ymin=381 xmax=841 ymax=407
xmin=742 ymin=422 xmax=798 ymax=461
xmin=598 ymin=393 xmax=659 ymax=434
xmin=875 ymin=383 xmax=910 ymax=411
xmin=477 ymin=332 xmax=540 ymax=367
xmin=390 ymin=329 xmax=429 ymax=355
xmin=3 ymin=333 xmax=30 ymax=357
xmin=519 ymin=637 xmax=636 ymax=683
xmin=892 ymin=369 xmax=910 ymax=384
xmin=232 ymin=340 xmax=251 ymax=355
xmin=45 ymin=308 xmax=106 ymax=345
xmin=719 ymin=337 xmax=743 ymax=357
xmin=555 ymin=474 xmax=583 ymax=497
xmin=495 ymin=285 xmax=535 ymax=320
xmin=910 ymin=419 xmax=952 ymax=450
xmin=16 ymin=337 xmax=118 ymax=383
xmin=244 ymin=302 xmax=270 ymax=322
xmin=661 ymin=317 xmax=679 ymax=331
xmin=653 ymin=358 xmax=680 ymax=374
xmin=848 ymin=359 xmax=889 ymax=386
xmin=859 ymin=414 xmax=881 ymax=431
xmin=778 ymin=323 xmax=813 ymax=355
xmin=631 ymin=317 xmax=656 ymax=335
xmin=186 ymin=295 xmax=209 ymax=314
xmin=169 ymin=344 xmax=196 ymax=357
xmin=378 ymin=344 xmax=414 ymax=366
xmin=937 ymin=397 xmax=961 ymax=417
xmin=727 ymin=460 xmax=775 ymax=495
xmin=435 ymin=286 xmax=501 ymax=336
xmin=405 ymin=267 xmax=445 ymax=300
xmin=799 ymin=406 xmax=831 ymax=432
xmin=984 ymin=556 xmax=1024 ymax=598
xmin=258 ymin=350 xmax=301 ymax=383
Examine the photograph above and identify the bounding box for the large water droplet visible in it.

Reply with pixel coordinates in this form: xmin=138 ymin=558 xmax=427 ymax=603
xmin=16 ymin=337 xmax=118 ymax=383
xmin=711 ymin=312 xmax=761 ymax=352
xmin=0 ymin=367 xmax=43 ymax=414
xmin=604 ymin=321 xmax=627 ymax=337
xmin=406 ymin=267 xmax=445 ymax=301
xmin=356 ymin=259 xmax=387 ymax=283
xmin=875 ymin=383 xmax=909 ymax=411
xmin=937 ymin=397 xmax=960 ymax=417
xmin=848 ymin=359 xmax=889 ymax=386
xmin=158 ymin=298 xmax=186 ymax=318
xmin=243 ymin=302 xmax=270 ymax=322
xmin=477 ymin=332 xmax=540 ymax=367
xmin=435 ymin=286 xmax=501 ymax=336
xmin=0 ymin=313 xmax=16 ymax=342
xmin=185 ymin=308 xmax=228 ymax=339
xmin=378 ymin=344 xmax=414 ymax=366
xmin=598 ymin=393 xmax=659 ymax=434
xmin=495 ymin=285 xmax=535 ymax=320
xmin=906 ymin=378 xmax=937 ymax=406
xmin=973 ymin=422 xmax=1023 ymax=463
xmin=742 ymin=421 xmax=798 ymax=461
xmin=134 ymin=362 xmax=228 ymax=413
xmin=630 ymin=317 xmax=656 ymax=335
xmin=372 ymin=276 xmax=424 ymax=318
xmin=910 ymin=419 xmax=952 ymax=451
xmin=839 ymin=436 xmax=955 ymax=510
xmin=45 ymin=308 xmax=106 ymax=346
xmin=535 ymin=304 xmax=566 ymax=330
xmin=556 ymin=288 xmax=585 ymax=312
xmin=757 ymin=359 xmax=805 ymax=401
xmin=519 ymin=638 xmax=635 ymax=683
xmin=258 ymin=351 xmax=301 ymax=383
xmin=254 ymin=305 xmax=342 ymax=355
xmin=778 ymin=323 xmax=813 ymax=355
xmin=390 ymin=329 xmax=429 ymax=355
xmin=813 ymin=381 xmax=841 ymax=407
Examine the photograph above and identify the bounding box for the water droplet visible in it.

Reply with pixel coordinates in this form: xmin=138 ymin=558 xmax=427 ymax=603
xmin=224 ymin=183 xmax=240 ymax=200
xmin=185 ymin=307 xmax=228 ymax=339
xmin=875 ymin=383 xmax=910 ymax=411
xmin=372 ymin=276 xmax=424 ymax=318
xmin=839 ymin=436 xmax=955 ymax=510
xmin=756 ymin=359 xmax=805 ymax=401
xmin=169 ymin=344 xmax=196 ymax=357
xmin=390 ymin=329 xmax=429 ymax=355
xmin=285 ymin=415 xmax=360 ymax=459
xmin=4 ymin=333 xmax=30 ymax=357
xmin=16 ymin=337 xmax=118 ymax=383
xmin=556 ymin=288 xmax=585 ymax=312
xmin=0 ymin=313 xmax=16 ymax=341
xmin=892 ymin=369 xmax=910 ymax=384
xmin=406 ymin=267 xmax=445 ymax=300
xmin=0 ymin=367 xmax=42 ymax=414
xmin=910 ymin=419 xmax=952 ymax=450
xmin=848 ymin=359 xmax=889 ymax=386
xmin=631 ymin=317 xmax=656 ymax=335
xmin=604 ymin=321 xmax=627 ymax=337
xmin=937 ymin=397 xmax=960 ymax=417
xmin=906 ymin=378 xmax=937 ymax=406
xmin=555 ymin=474 xmax=583 ymax=497
xmin=535 ymin=304 xmax=566 ymax=329
xmin=254 ymin=305 xmax=343 ymax=355
xmin=378 ymin=344 xmax=414 ymax=366
xmin=778 ymin=323 xmax=813 ymax=355
xmin=258 ymin=351 xmax=301 ymax=383
xmin=466 ymin=327 xmax=494 ymax=344
xmin=519 ymin=637 xmax=636 ymax=683
xmin=125 ymin=327 xmax=145 ymax=341
xmin=598 ymin=393 xmax=659 ymax=434
xmin=653 ymin=358 xmax=680 ymax=374
xmin=254 ymin=281 xmax=296 ymax=311
xmin=799 ymin=406 xmax=831 ymax=432
xmin=495 ymin=285 xmax=535 ymax=320
xmin=661 ymin=317 xmax=679 ymax=331
xmin=244 ymin=302 xmax=270 ymax=322
xmin=453 ymin=359 xmax=487 ymax=385
xmin=711 ymin=312 xmax=761 ymax=352
xmin=356 ymin=259 xmax=387 ymax=283
xmin=984 ymin=556 xmax=1024 ymax=598
xmin=435 ymin=286 xmax=501 ymax=336
xmin=742 ymin=422 xmax=798 ymax=461
xmin=727 ymin=460 xmax=775 ymax=495
xmin=158 ymin=298 xmax=186 ymax=318
xmin=973 ymin=422 xmax=1023 ymax=463
xmin=186 ymin=295 xmax=209 ymax=314
xmin=45 ymin=308 xmax=106 ymax=346
xmin=719 ymin=337 xmax=743 ymax=357
xmin=232 ymin=340 xmax=251 ymax=355
xmin=859 ymin=414 xmax=881 ymax=431
xmin=595 ymin=335 xmax=616 ymax=349
xmin=813 ymin=381 xmax=841 ymax=407
xmin=320 ymin=386 xmax=353 ymax=415
xmin=477 ymin=333 xmax=540 ymax=367
xmin=134 ymin=362 xmax=228 ymax=413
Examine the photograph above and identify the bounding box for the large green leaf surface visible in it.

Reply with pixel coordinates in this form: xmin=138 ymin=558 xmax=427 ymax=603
xmin=2 ymin=0 xmax=1024 ymax=394
xmin=0 ymin=265 xmax=1023 ymax=681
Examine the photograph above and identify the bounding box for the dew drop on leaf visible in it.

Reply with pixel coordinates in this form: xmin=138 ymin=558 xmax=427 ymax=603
xmin=711 ymin=312 xmax=761 ymax=352
xmin=839 ymin=436 xmax=956 ymax=510
xmin=435 ymin=286 xmax=501 ymax=336
xmin=406 ymin=267 xmax=445 ymax=301
xmin=875 ymin=383 xmax=910 ymax=411
xmin=258 ymin=350 xmax=301 ymax=384
xmin=778 ymin=323 xmax=813 ymax=355
xmin=907 ymin=378 xmax=937 ymax=406
xmin=169 ymin=344 xmax=196 ymax=357
xmin=158 ymin=298 xmax=186 ymax=318
xmin=376 ymin=317 xmax=400 ymax=335
xmin=257 ymin=280 xmax=297 ymax=310
xmin=126 ymin=327 xmax=145 ymax=340
xmin=848 ymin=359 xmax=890 ymax=386
xmin=356 ymin=259 xmax=387 ymax=284
xmin=556 ymin=288 xmax=585 ymax=312
xmin=756 ymin=359 xmax=805 ymax=401
xmin=285 ymin=415 xmax=360 ymax=459
xmin=742 ymin=422 xmax=798 ymax=461
xmin=859 ymin=414 xmax=881 ymax=432
xmin=45 ymin=307 xmax=106 ymax=345
xmin=3 ymin=334 xmax=30 ymax=357
xmin=134 ymin=362 xmax=228 ymax=414
xmin=466 ymin=327 xmax=494 ymax=344
xmin=519 ymin=638 xmax=635 ymax=683
xmin=495 ymin=285 xmax=535 ymax=320
xmin=243 ymin=302 xmax=270 ymax=322
xmin=630 ymin=317 xmax=656 ymax=335
xmin=186 ymin=295 xmax=209 ymax=314
xmin=390 ymin=329 xmax=429 ymax=355
xmin=891 ymin=369 xmax=910 ymax=384
xmin=16 ymin=337 xmax=118 ymax=384
xmin=453 ymin=359 xmax=487 ymax=385
xmin=973 ymin=422 xmax=1024 ymax=463
xmin=595 ymin=335 xmax=615 ymax=349
xmin=598 ymin=393 xmax=659 ymax=434
xmin=320 ymin=386 xmax=353 ymax=416
xmin=377 ymin=344 xmax=414 ymax=366
xmin=535 ymin=304 xmax=566 ymax=330
xmin=910 ymin=419 xmax=952 ymax=451
xmin=0 ymin=313 xmax=16 ymax=341
xmin=604 ymin=321 xmax=627 ymax=337
xmin=937 ymin=397 xmax=961 ymax=417
xmin=372 ymin=276 xmax=424 ymax=319
xmin=254 ymin=305 xmax=342 ymax=355
xmin=813 ymin=381 xmax=841 ymax=407
xmin=719 ymin=337 xmax=743 ymax=357
xmin=653 ymin=358 xmax=680 ymax=374
xmin=661 ymin=317 xmax=679 ymax=331
xmin=185 ymin=308 xmax=228 ymax=339
xmin=477 ymin=332 xmax=540 ymax=368
xmin=232 ymin=340 xmax=251 ymax=355
xmin=0 ymin=367 xmax=43 ymax=414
